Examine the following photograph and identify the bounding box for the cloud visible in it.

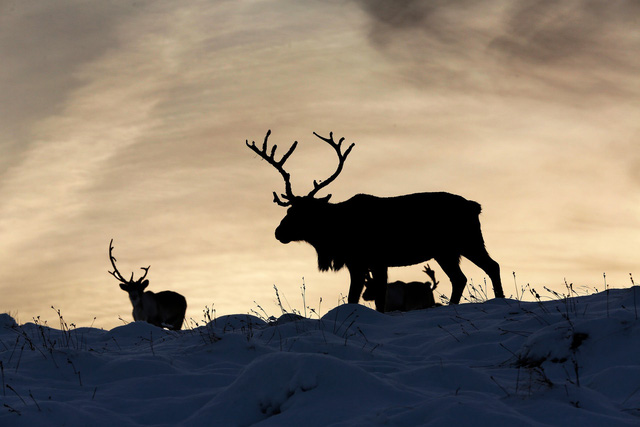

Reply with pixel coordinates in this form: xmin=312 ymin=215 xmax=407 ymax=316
xmin=352 ymin=0 xmax=640 ymax=98
xmin=0 ymin=0 xmax=150 ymax=177
xmin=355 ymin=0 xmax=449 ymax=32
xmin=489 ymin=0 xmax=640 ymax=63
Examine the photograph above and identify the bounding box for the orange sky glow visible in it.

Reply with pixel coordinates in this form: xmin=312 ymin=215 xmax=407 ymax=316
xmin=1 ymin=0 xmax=639 ymax=329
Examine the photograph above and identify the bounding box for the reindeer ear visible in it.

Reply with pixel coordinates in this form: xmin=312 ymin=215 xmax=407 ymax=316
xmin=119 ymin=283 xmax=127 ymax=291
xmin=140 ymin=280 xmax=149 ymax=290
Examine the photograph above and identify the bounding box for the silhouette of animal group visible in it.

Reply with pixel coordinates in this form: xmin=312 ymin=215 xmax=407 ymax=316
xmin=110 ymin=129 xmax=504 ymax=329
xmin=247 ymin=130 xmax=504 ymax=312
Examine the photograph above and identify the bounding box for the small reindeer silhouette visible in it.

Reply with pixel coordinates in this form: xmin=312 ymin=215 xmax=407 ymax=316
xmin=362 ymin=265 xmax=440 ymax=312
xmin=108 ymin=239 xmax=187 ymax=330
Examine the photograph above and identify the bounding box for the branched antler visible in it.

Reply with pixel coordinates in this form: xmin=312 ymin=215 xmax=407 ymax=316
xmin=423 ymin=264 xmax=439 ymax=291
xmin=246 ymin=130 xmax=298 ymax=206
xmin=246 ymin=129 xmax=355 ymax=205
xmin=108 ymin=239 xmax=150 ymax=285
xmin=308 ymin=132 xmax=355 ymax=199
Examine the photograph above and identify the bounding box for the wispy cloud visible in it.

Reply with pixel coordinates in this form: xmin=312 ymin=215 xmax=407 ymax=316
xmin=353 ymin=0 xmax=640 ymax=98
xmin=0 ymin=1 xmax=147 ymax=172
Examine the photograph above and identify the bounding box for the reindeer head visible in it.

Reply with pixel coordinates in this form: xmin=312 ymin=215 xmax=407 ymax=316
xmin=246 ymin=130 xmax=354 ymax=244
xmin=108 ymin=239 xmax=151 ymax=303
xmin=274 ymin=196 xmax=330 ymax=244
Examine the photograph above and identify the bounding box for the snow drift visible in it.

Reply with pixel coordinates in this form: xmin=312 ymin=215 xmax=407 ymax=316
xmin=1 ymin=287 xmax=639 ymax=426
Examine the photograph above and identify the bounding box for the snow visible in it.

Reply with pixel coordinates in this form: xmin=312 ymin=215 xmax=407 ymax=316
xmin=1 ymin=287 xmax=639 ymax=426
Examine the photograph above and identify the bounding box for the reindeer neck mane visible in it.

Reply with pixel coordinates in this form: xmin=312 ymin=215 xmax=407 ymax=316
xmin=305 ymin=218 xmax=347 ymax=272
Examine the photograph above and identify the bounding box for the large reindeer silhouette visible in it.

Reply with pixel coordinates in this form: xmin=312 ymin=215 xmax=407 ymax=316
xmin=108 ymin=240 xmax=187 ymax=330
xmin=246 ymin=130 xmax=504 ymax=311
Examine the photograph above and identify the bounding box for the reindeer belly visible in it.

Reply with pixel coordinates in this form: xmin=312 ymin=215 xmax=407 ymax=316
xmin=354 ymin=223 xmax=449 ymax=268
xmin=363 ymin=243 xmax=434 ymax=268
xmin=386 ymin=252 xmax=432 ymax=267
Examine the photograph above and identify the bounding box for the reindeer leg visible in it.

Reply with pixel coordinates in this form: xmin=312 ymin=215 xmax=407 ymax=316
xmin=435 ymin=255 xmax=467 ymax=305
xmin=370 ymin=266 xmax=388 ymax=313
xmin=347 ymin=265 xmax=367 ymax=304
xmin=463 ymin=248 xmax=504 ymax=299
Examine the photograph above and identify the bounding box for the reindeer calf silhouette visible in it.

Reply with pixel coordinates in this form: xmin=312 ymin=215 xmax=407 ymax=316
xmin=246 ymin=130 xmax=504 ymax=312
xmin=362 ymin=265 xmax=439 ymax=312
xmin=108 ymin=240 xmax=187 ymax=330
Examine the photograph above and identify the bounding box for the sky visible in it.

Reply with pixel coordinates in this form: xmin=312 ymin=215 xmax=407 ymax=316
xmin=1 ymin=0 xmax=639 ymax=329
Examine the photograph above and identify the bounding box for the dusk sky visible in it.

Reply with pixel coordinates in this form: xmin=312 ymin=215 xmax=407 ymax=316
xmin=1 ymin=0 xmax=638 ymax=329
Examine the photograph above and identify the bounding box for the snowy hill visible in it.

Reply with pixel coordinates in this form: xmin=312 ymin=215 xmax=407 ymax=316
xmin=1 ymin=287 xmax=639 ymax=426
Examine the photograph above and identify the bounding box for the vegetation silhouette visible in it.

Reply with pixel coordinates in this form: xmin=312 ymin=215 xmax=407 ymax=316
xmin=247 ymin=130 xmax=504 ymax=312
xmin=108 ymin=239 xmax=187 ymax=330
xmin=362 ymin=264 xmax=440 ymax=312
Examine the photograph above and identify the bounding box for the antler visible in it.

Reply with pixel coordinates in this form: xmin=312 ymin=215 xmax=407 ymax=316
xmin=423 ymin=264 xmax=439 ymax=291
xmin=246 ymin=130 xmax=298 ymax=207
xmin=108 ymin=239 xmax=150 ymax=284
xmin=308 ymin=132 xmax=355 ymax=200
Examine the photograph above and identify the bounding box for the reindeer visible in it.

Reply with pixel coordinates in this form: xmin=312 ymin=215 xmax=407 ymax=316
xmin=246 ymin=130 xmax=504 ymax=312
xmin=362 ymin=265 xmax=440 ymax=312
xmin=108 ymin=240 xmax=187 ymax=330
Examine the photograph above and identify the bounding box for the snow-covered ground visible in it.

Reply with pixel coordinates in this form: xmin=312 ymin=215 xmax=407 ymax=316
xmin=1 ymin=287 xmax=639 ymax=426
